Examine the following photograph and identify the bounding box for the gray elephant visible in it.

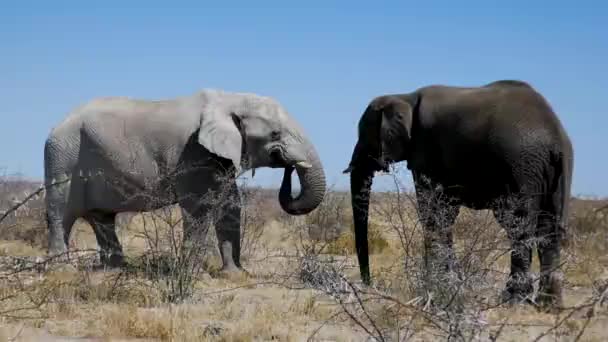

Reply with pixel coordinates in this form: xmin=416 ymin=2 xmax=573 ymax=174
xmin=44 ymin=89 xmax=326 ymax=272
xmin=343 ymin=80 xmax=573 ymax=308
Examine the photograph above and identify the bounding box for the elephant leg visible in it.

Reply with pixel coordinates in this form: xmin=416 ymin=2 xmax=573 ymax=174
xmin=493 ymin=198 xmax=536 ymax=304
xmin=176 ymin=149 xmax=244 ymax=274
xmin=419 ymin=202 xmax=460 ymax=274
xmin=414 ymin=175 xmax=460 ymax=275
xmin=61 ymin=213 xmax=78 ymax=260
xmin=47 ymin=210 xmax=77 ymax=262
xmin=85 ymin=211 xmax=124 ymax=267
xmin=180 ymin=204 xmax=213 ymax=261
xmin=178 ymin=195 xmax=235 ymax=271
xmin=535 ymin=203 xmax=564 ymax=308
xmin=46 ymin=176 xmax=76 ymax=260
xmin=46 ymin=212 xmax=64 ymax=255
xmin=179 ymin=180 xmax=242 ymax=272
xmin=47 ymin=209 xmax=70 ymax=255
xmin=214 ymin=180 xmax=242 ymax=272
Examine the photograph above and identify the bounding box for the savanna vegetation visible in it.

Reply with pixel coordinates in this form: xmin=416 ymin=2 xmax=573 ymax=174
xmin=1 ymin=166 xmax=607 ymax=341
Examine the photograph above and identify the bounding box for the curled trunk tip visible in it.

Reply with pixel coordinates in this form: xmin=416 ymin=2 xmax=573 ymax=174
xmin=279 ymin=158 xmax=326 ymax=215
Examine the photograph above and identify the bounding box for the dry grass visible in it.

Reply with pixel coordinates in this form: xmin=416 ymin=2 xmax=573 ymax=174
xmin=1 ymin=174 xmax=608 ymax=341
xmin=324 ymin=221 xmax=389 ymax=256
xmin=0 ymin=256 xmax=357 ymax=341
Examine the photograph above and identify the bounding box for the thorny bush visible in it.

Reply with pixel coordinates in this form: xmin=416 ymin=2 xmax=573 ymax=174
xmin=296 ymin=164 xmax=608 ymax=341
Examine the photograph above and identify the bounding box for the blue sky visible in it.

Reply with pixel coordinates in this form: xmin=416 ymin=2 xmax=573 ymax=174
xmin=1 ymin=1 xmax=606 ymax=196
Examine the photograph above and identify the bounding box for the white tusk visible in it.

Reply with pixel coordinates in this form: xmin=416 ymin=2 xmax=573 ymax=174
xmin=296 ymin=161 xmax=312 ymax=169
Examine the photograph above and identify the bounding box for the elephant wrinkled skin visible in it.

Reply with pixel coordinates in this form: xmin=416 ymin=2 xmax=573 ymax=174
xmin=44 ymin=89 xmax=326 ymax=271
xmin=344 ymin=80 xmax=573 ymax=309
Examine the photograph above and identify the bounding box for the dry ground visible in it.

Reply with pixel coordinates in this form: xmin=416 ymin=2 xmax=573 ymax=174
xmin=1 ymin=184 xmax=608 ymax=341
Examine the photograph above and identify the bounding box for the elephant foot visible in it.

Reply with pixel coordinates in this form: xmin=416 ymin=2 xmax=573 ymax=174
xmin=217 ymin=265 xmax=249 ymax=281
xmin=219 ymin=262 xmax=240 ymax=272
xmin=360 ymin=278 xmax=372 ymax=288
xmin=47 ymin=249 xmax=72 ymax=267
xmin=100 ymin=250 xmax=126 ymax=269
xmin=535 ymin=272 xmax=564 ymax=312
xmin=216 ymin=242 xmax=248 ymax=279
xmin=48 ymin=239 xmax=70 ymax=261
xmin=501 ymin=288 xmax=535 ymax=306
xmin=501 ymin=274 xmax=534 ymax=306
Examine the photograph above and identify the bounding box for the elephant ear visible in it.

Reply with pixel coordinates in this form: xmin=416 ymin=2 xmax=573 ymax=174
xmin=380 ymin=100 xmax=413 ymax=143
xmin=197 ymin=109 xmax=244 ymax=172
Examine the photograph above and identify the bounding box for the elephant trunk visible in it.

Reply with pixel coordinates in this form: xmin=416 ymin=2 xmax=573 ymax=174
xmin=349 ymin=165 xmax=374 ymax=286
xmin=278 ymin=142 xmax=326 ymax=216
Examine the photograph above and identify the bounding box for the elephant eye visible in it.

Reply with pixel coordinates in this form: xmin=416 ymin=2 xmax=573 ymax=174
xmin=271 ymin=130 xmax=281 ymax=141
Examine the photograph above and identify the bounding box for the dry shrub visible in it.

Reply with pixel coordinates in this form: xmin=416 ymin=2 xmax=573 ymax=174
xmin=568 ymin=198 xmax=608 ymax=232
xmin=100 ymin=168 xmax=255 ymax=303
xmin=0 ymin=173 xmax=47 ymax=251
xmin=240 ymin=185 xmax=273 ymax=259
xmin=0 ymin=216 xmax=47 ymax=252
xmin=0 ymin=203 xmax=45 ymax=251
xmin=366 ymin=183 xmax=512 ymax=317
xmin=3 ymin=166 xmax=608 ymax=341
xmin=325 ymin=221 xmax=389 ymax=256
xmin=303 ymin=189 xmax=351 ymax=242
xmin=4 ymin=269 xmax=162 ymax=313
xmin=297 ymin=165 xmax=608 ymax=341
xmin=296 ymin=186 xmax=389 ymax=256
xmin=563 ymin=197 xmax=608 ymax=286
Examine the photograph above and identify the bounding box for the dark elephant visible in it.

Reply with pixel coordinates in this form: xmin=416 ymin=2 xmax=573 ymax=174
xmin=343 ymin=80 xmax=573 ymax=308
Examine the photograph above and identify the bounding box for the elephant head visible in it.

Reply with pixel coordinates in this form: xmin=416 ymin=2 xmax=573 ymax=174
xmin=342 ymin=93 xmax=418 ymax=284
xmin=197 ymin=90 xmax=326 ymax=215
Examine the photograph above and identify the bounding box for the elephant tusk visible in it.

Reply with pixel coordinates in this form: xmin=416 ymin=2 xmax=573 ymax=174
xmin=296 ymin=161 xmax=312 ymax=169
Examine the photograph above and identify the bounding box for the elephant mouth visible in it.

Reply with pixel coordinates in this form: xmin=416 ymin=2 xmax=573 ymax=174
xmin=371 ymin=152 xmax=392 ymax=172
xmin=269 ymin=147 xmax=288 ymax=168
xmin=269 ymin=146 xmax=311 ymax=169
